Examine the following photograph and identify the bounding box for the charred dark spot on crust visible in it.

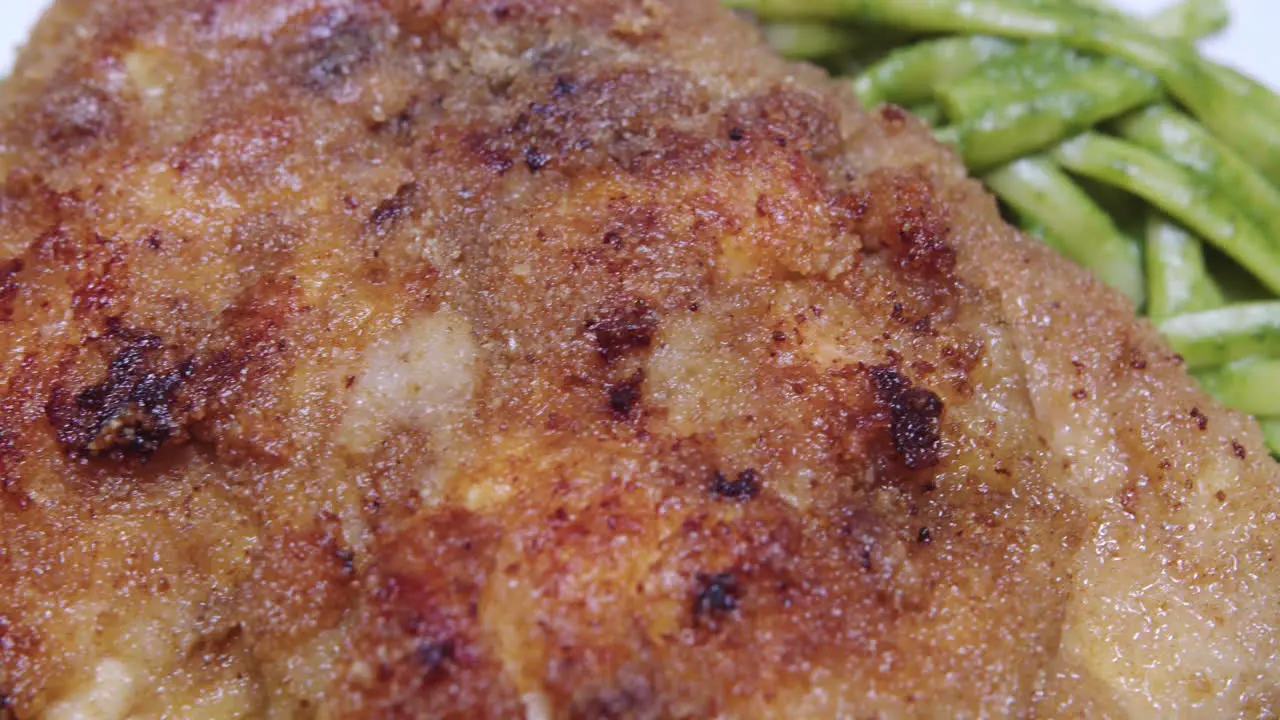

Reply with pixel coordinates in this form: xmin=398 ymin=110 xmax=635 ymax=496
xmin=0 ymin=259 xmax=24 ymax=284
xmin=1190 ymin=407 xmax=1208 ymax=431
xmin=301 ymin=12 xmax=375 ymax=91
xmin=189 ymin=623 xmax=243 ymax=661
xmin=0 ymin=259 xmax=23 ymax=321
xmin=857 ymin=545 xmax=874 ymax=570
xmin=372 ymin=101 xmax=417 ymax=137
xmin=880 ymin=105 xmax=907 ymax=125
xmin=693 ymin=571 xmax=739 ymax=624
xmin=368 ymin=183 xmax=418 ymax=234
xmin=1232 ymin=441 xmax=1246 ymax=460
xmin=553 ymin=76 xmax=577 ymax=96
xmin=1119 ymin=344 xmax=1150 ymax=371
xmin=728 ymin=126 xmax=744 ymax=142
xmin=336 ymin=548 xmax=357 ymax=575
xmin=607 ymin=374 xmax=643 ymax=419
xmin=917 ymin=527 xmax=931 ymax=544
xmin=1072 ymin=389 xmax=1088 ymax=400
xmin=414 ymin=640 xmax=455 ymax=672
xmin=871 ymin=365 xmax=944 ymax=470
xmin=466 ymin=132 xmax=515 ymax=174
xmin=47 ymin=329 xmax=190 ymax=460
xmin=586 ymin=300 xmax=657 ymax=363
xmin=710 ymin=468 xmax=759 ymax=500
xmin=525 ymin=146 xmax=549 ymax=172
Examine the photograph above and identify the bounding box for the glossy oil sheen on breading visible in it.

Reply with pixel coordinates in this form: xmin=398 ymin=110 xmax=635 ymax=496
xmin=0 ymin=1 xmax=1277 ymax=718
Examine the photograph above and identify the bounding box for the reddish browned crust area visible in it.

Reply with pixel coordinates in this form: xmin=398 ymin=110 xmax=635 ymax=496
xmin=0 ymin=1 xmax=1277 ymax=718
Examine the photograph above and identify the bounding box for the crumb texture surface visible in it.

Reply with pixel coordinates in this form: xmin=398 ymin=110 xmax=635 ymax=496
xmin=0 ymin=1 xmax=1277 ymax=717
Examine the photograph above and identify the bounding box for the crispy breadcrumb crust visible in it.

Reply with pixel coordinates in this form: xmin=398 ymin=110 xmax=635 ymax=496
xmin=0 ymin=1 xmax=1277 ymax=717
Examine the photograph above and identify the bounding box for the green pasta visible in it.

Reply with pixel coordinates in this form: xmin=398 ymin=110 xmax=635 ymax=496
xmin=728 ymin=0 xmax=1280 ymax=183
xmin=1149 ymin=0 xmax=1229 ymax=40
xmin=853 ymin=36 xmax=1015 ymax=107
xmin=764 ymin=22 xmax=861 ymax=59
xmin=1144 ymin=213 xmax=1224 ymax=320
xmin=1262 ymin=419 xmax=1280 ymax=456
xmin=937 ymin=43 xmax=1095 ymax=121
xmin=1198 ymin=357 xmax=1280 ymax=417
xmin=1053 ymin=133 xmax=1280 ymax=295
xmin=1158 ymin=302 xmax=1280 ymax=370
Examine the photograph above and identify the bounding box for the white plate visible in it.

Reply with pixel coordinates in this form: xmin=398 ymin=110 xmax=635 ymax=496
xmin=0 ymin=0 xmax=1276 ymax=86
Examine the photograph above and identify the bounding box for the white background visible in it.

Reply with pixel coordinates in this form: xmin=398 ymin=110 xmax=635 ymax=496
xmin=0 ymin=0 xmax=1276 ymax=86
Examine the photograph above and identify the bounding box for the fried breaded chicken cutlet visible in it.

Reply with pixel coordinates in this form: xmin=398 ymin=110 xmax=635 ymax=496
xmin=0 ymin=0 xmax=1277 ymax=717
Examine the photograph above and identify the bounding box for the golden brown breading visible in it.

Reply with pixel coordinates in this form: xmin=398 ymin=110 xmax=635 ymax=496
xmin=1 ymin=1 xmax=1277 ymax=718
